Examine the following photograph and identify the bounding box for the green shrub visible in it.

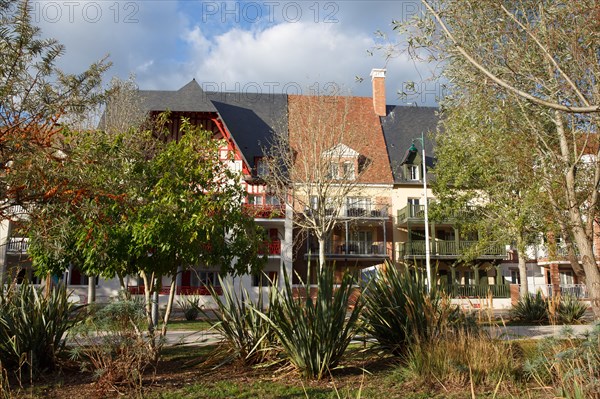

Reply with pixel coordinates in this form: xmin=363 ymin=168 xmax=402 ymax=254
xmin=93 ymin=296 xmax=146 ymax=331
xmin=260 ymin=267 xmax=364 ymax=380
xmin=0 ymin=281 xmax=83 ymax=375
xmin=510 ymin=291 xmax=549 ymax=324
xmin=361 ymin=262 xmax=469 ymax=354
xmin=207 ymin=277 xmax=276 ymax=366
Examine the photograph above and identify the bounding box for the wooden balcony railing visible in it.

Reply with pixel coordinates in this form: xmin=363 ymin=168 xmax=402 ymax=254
xmin=400 ymin=240 xmax=506 ymax=258
xmin=243 ymin=204 xmax=285 ymax=219
xmin=127 ymin=285 xmax=223 ymax=296
xmin=258 ymin=240 xmax=281 ymax=256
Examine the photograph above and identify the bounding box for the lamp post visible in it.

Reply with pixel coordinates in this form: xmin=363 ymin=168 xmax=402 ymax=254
xmin=413 ymin=133 xmax=432 ymax=293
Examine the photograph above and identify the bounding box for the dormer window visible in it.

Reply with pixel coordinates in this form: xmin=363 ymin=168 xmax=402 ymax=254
xmin=408 ymin=164 xmax=419 ymax=181
xmin=322 ymin=144 xmax=360 ymax=181
xmin=256 ymin=157 xmax=269 ymax=177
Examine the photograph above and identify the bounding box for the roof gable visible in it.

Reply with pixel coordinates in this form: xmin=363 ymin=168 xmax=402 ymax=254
xmin=139 ymin=79 xmax=218 ymax=113
xmin=322 ymin=143 xmax=360 ymax=158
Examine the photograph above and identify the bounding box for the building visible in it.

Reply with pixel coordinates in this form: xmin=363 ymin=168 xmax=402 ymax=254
xmin=0 ymin=69 xmax=590 ymax=308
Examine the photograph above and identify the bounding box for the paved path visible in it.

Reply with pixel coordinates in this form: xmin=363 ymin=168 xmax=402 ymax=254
xmin=485 ymin=323 xmax=598 ymax=340
xmin=163 ymin=323 xmax=600 ymax=347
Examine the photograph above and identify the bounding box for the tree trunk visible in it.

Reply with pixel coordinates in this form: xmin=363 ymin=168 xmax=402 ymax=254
xmin=152 ymin=275 xmax=160 ymax=328
xmin=555 ymin=110 xmax=600 ymax=318
xmin=87 ymin=276 xmax=96 ymax=304
xmin=570 ymin=225 xmax=600 ymax=318
xmin=160 ymin=276 xmax=177 ymax=338
xmin=318 ymin=237 xmax=326 ymax=272
xmin=141 ymin=271 xmax=154 ymax=335
xmin=516 ymin=233 xmax=528 ymax=298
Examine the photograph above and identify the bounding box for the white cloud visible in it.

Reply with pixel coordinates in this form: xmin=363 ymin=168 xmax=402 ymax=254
xmin=29 ymin=0 xmax=438 ymax=105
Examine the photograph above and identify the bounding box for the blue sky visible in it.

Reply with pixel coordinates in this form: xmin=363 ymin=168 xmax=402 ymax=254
xmin=32 ymin=0 xmax=441 ymax=105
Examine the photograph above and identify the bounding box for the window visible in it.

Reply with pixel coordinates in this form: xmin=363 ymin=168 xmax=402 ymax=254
xmin=407 ymin=198 xmax=420 ymax=217
xmin=265 ymin=195 xmax=280 ymax=206
xmin=559 ymin=270 xmax=574 ymax=285
xmin=342 ymin=161 xmax=355 ymax=180
xmin=464 ymin=271 xmax=475 ymax=286
xmin=408 ymin=164 xmax=419 ymax=181
xmin=328 ymin=162 xmax=340 ymax=179
xmin=346 ymin=197 xmax=370 ymax=216
xmin=256 ymin=158 xmax=269 ymax=177
xmin=510 ymin=269 xmax=520 ymax=284
xmin=253 ymin=271 xmax=278 ymax=287
xmin=248 ymin=194 xmax=263 ymax=206
xmin=192 ymin=271 xmax=220 ymax=287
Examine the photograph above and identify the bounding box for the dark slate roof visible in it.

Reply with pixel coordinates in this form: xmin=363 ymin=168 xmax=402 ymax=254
xmin=206 ymin=92 xmax=288 ymax=170
xmin=380 ymin=105 xmax=439 ymax=184
xmin=138 ymin=79 xmax=218 ymax=113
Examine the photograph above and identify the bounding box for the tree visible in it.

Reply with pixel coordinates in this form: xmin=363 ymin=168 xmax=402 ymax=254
xmin=432 ymin=86 xmax=546 ymax=298
xmin=27 ymin=112 xmax=266 ymax=354
xmin=264 ymin=95 xmax=375 ymax=270
xmin=396 ymin=0 xmax=600 ymax=316
xmin=0 ymin=0 xmax=109 ymax=219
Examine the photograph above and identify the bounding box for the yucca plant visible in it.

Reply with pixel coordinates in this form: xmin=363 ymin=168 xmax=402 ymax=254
xmin=510 ymin=291 xmax=549 ymax=324
xmin=361 ymin=262 xmax=463 ymax=354
xmin=557 ymin=295 xmax=588 ymax=324
xmin=258 ymin=267 xmax=364 ymax=380
xmin=177 ymin=295 xmax=202 ymax=321
xmin=206 ymin=276 xmax=276 ymax=366
xmin=0 ymin=281 xmax=83 ymax=374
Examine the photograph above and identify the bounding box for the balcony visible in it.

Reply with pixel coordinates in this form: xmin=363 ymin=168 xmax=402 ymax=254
xmin=258 ymin=240 xmax=281 ymax=256
xmin=307 ymin=204 xmax=389 ymax=219
xmin=7 ymin=237 xmax=29 ymax=254
xmin=127 ymin=285 xmax=223 ymax=296
xmin=439 ymin=284 xmax=510 ymax=298
xmin=243 ymin=204 xmax=285 ymax=219
xmin=397 ymin=204 xmax=475 ymax=224
xmin=307 ymin=240 xmax=387 ymax=258
xmin=400 ymin=240 xmax=506 ymax=259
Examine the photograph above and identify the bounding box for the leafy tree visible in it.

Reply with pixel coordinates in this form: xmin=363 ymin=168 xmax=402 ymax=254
xmin=432 ymin=86 xmax=546 ymax=297
xmin=27 ymin=112 xmax=266 ymax=353
xmin=395 ymin=0 xmax=600 ymax=316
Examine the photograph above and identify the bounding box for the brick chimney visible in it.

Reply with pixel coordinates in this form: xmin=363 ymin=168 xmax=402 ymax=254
xmin=370 ymin=68 xmax=387 ymax=116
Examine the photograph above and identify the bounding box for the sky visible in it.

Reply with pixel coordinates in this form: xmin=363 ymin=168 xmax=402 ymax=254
xmin=31 ymin=0 xmax=443 ymax=106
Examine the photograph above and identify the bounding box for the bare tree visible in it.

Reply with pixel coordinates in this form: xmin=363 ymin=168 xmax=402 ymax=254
xmin=265 ymin=94 xmax=385 ymax=270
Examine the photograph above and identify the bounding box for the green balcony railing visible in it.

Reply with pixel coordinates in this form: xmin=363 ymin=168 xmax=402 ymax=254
xmin=400 ymin=240 xmax=506 ymax=258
